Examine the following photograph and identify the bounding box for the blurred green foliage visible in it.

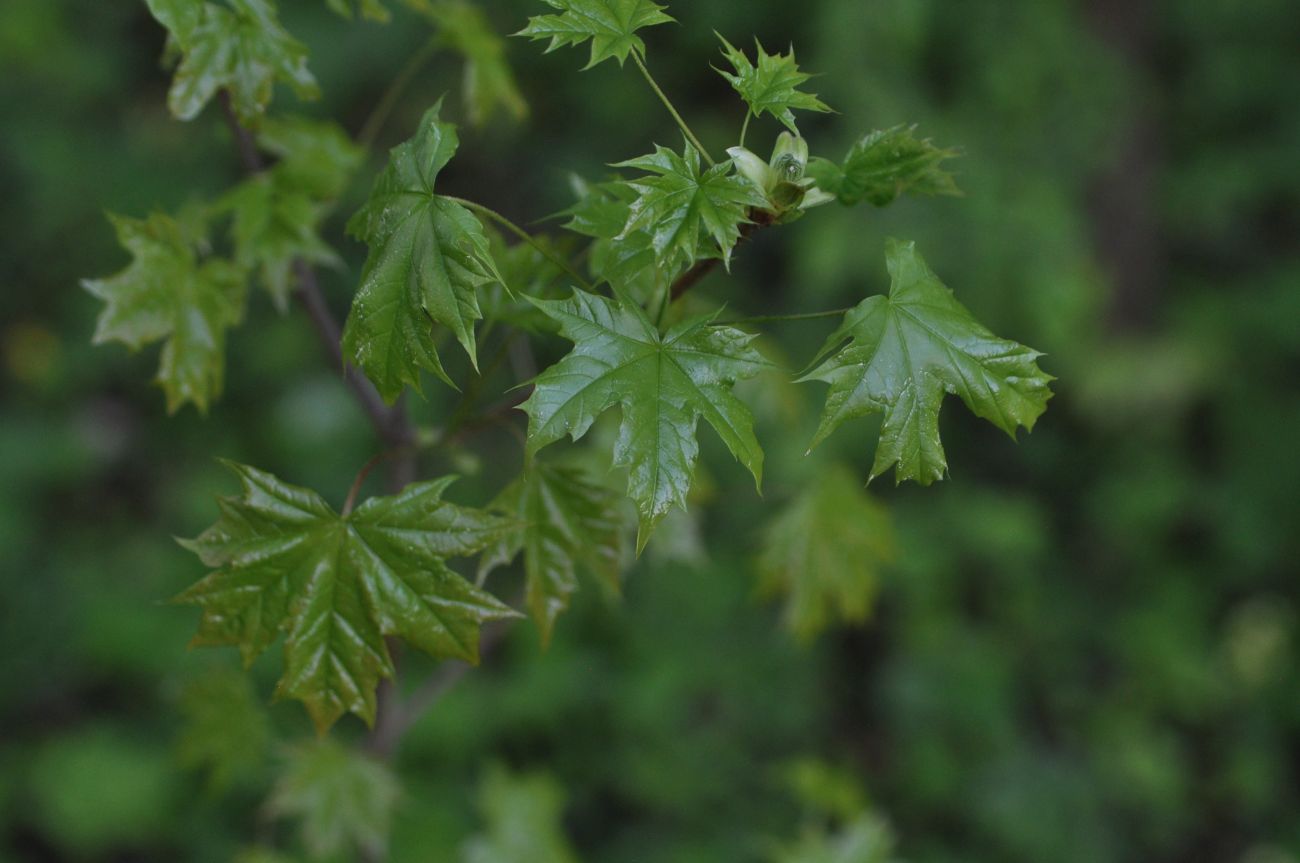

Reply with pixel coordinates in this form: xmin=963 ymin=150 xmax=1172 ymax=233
xmin=2 ymin=0 xmax=1298 ymax=861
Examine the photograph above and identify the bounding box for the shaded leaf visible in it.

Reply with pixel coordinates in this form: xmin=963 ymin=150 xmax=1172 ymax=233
xmin=412 ymin=0 xmax=528 ymax=124
xmin=771 ymin=815 xmax=898 ymax=863
xmin=268 ymin=740 xmax=399 ymax=860
xmin=145 ymin=0 xmax=319 ymax=124
xmin=802 ymin=240 xmax=1053 ymax=484
xmin=324 ymin=0 xmax=390 ymax=21
xmin=176 ymin=667 xmax=272 ymax=790
xmin=479 ymin=463 xmax=624 ymax=644
xmin=561 ymin=176 xmax=657 ymax=299
xmin=343 ymin=101 xmax=504 ymax=401
xmin=522 ymin=290 xmax=769 ymax=549
xmin=82 ymin=211 xmax=246 ymax=413
xmin=461 ymin=765 xmax=578 ymax=863
xmin=716 ymin=34 xmax=831 ymax=134
xmin=615 ymin=142 xmax=766 ymax=271
xmin=757 ymin=465 xmax=894 ymax=641
xmin=807 ymin=126 xmax=959 ymax=207
xmin=177 ymin=462 xmax=519 ymax=732
xmin=516 ymin=0 xmax=673 ymax=69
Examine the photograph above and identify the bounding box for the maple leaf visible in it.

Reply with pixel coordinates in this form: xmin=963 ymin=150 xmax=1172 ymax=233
xmin=616 ymin=142 xmax=766 ymax=271
xmin=342 ymin=101 xmax=504 ymax=401
xmin=802 ymin=240 xmax=1053 ymax=484
xmin=177 ymin=462 xmax=520 ymax=732
xmin=521 ymin=290 xmax=770 ymax=550
xmin=145 ymin=0 xmax=319 ymax=124
xmin=807 ymin=125 xmax=960 ymax=207
xmin=757 ymin=464 xmax=895 ymax=641
xmin=715 ymin=34 xmax=831 ymax=134
xmin=462 ymin=766 xmax=578 ymax=863
xmin=516 ymin=0 xmax=674 ymax=69
xmin=479 ymin=463 xmax=624 ymax=645
xmin=561 ymin=176 xmax=657 ymax=298
xmin=82 ymin=211 xmax=246 ymax=414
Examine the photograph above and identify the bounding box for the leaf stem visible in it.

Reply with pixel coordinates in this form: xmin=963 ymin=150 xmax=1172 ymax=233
xmin=357 ymin=36 xmax=439 ymax=152
xmin=443 ymin=196 xmax=595 ymax=292
xmin=739 ymin=112 xmax=751 ymax=149
xmin=724 ymin=307 xmax=852 ymax=326
xmin=632 ymin=53 xmax=716 ymax=166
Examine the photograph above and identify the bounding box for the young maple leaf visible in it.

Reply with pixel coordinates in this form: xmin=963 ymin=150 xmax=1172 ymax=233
xmin=802 ymin=240 xmax=1053 ymax=484
xmin=516 ymin=0 xmax=674 ymax=69
xmin=715 ymin=33 xmax=832 ymax=134
xmin=520 ymin=290 xmax=771 ymax=550
xmin=177 ymin=462 xmax=520 ymax=733
xmin=807 ymin=126 xmax=960 ymax=207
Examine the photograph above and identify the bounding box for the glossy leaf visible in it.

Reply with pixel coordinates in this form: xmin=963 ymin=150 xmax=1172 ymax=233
xmin=522 ymin=290 xmax=769 ymax=549
xmin=82 ymin=211 xmax=245 ymax=414
xmin=616 ymin=142 xmax=766 ymax=271
xmin=177 ymin=462 xmax=519 ymax=732
xmin=716 ymin=34 xmax=831 ymax=134
xmin=479 ymin=463 xmax=624 ymax=645
xmin=343 ymin=102 xmax=504 ymax=401
xmin=145 ymin=0 xmax=319 ymax=124
xmin=461 ymin=765 xmax=578 ymax=863
xmin=268 ymin=740 xmax=399 ymax=860
xmin=757 ymin=465 xmax=894 ymax=641
xmin=413 ymin=0 xmax=528 ymax=124
xmin=516 ymin=0 xmax=674 ymax=69
xmin=807 ymin=126 xmax=959 ymax=207
xmin=802 ymin=240 xmax=1053 ymax=484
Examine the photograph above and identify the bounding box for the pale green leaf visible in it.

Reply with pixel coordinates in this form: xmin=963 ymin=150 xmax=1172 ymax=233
xmin=461 ymin=765 xmax=578 ymax=863
xmin=343 ymin=101 xmax=504 ymax=401
xmin=801 ymin=240 xmax=1053 ymax=484
xmin=258 ymin=115 xmax=365 ymax=201
xmin=522 ymin=290 xmax=769 ymax=550
xmin=479 ymin=463 xmax=624 ymax=645
xmin=145 ymin=0 xmax=319 ymax=124
xmin=177 ymin=462 xmax=519 ymax=732
xmin=82 ymin=211 xmax=246 ymax=414
xmin=411 ymin=0 xmax=528 ymax=124
xmin=715 ymin=34 xmax=831 ymax=134
xmin=325 ymin=0 xmax=390 ymax=21
xmin=757 ymin=465 xmax=894 ymax=641
xmin=771 ymin=815 xmax=898 ymax=863
xmin=268 ymin=740 xmax=399 ymax=860
xmin=615 ymin=141 xmax=766 ymax=271
xmin=176 ymin=667 xmax=272 ymax=790
xmin=516 ymin=0 xmax=674 ymax=69
xmin=807 ymin=126 xmax=959 ymax=207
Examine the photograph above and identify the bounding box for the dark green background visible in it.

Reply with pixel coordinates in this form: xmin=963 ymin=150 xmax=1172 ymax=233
xmin=2 ymin=0 xmax=1298 ymax=860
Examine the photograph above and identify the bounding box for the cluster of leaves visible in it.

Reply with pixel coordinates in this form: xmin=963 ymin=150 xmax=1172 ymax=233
xmin=84 ymin=0 xmax=1052 ymax=738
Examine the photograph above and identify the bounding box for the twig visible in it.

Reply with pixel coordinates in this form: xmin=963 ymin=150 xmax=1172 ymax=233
xmin=669 ymin=210 xmax=773 ymax=302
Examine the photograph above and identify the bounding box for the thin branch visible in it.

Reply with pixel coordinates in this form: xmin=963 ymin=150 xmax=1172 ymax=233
xmin=723 ymin=307 xmax=852 ymax=326
xmin=632 ymin=53 xmax=716 ymax=166
xmin=669 ymin=209 xmax=774 ymax=302
xmin=442 ymin=196 xmax=595 ymax=292
xmin=357 ymin=36 xmax=439 ymax=152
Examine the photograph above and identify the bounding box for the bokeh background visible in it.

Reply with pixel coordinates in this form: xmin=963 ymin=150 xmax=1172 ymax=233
xmin=2 ymin=0 xmax=1298 ymax=860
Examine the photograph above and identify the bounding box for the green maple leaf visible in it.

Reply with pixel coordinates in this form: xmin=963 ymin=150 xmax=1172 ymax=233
xmin=561 ymin=176 xmax=657 ymax=298
xmin=343 ymin=102 xmax=504 ymax=401
xmin=715 ymin=34 xmax=831 ymax=134
xmin=177 ymin=462 xmax=519 ymax=732
xmin=82 ymin=211 xmax=246 ymax=414
xmin=807 ymin=125 xmax=960 ymax=207
xmin=616 ymin=142 xmax=766 ymax=271
xmin=802 ymin=240 xmax=1053 ymax=485
xmin=145 ymin=0 xmax=319 ymax=124
xmin=521 ymin=290 xmax=769 ymax=550
xmin=411 ymin=0 xmax=529 ymax=125
xmin=219 ymin=117 xmax=362 ymax=310
xmin=757 ymin=465 xmax=894 ymax=642
xmin=479 ymin=463 xmax=624 ymax=645
xmin=176 ymin=668 xmax=271 ymax=791
xmin=268 ymin=740 xmax=399 ymax=860
xmin=516 ymin=0 xmax=674 ymax=69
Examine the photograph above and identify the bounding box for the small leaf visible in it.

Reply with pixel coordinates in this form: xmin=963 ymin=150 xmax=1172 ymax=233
xmin=343 ymin=101 xmax=504 ymax=401
xmin=615 ymin=141 xmax=766 ymax=271
xmin=757 ymin=465 xmax=894 ymax=641
xmin=715 ymin=34 xmax=831 ymax=134
xmin=801 ymin=240 xmax=1053 ymax=485
xmin=177 ymin=462 xmax=519 ymax=732
xmin=82 ymin=211 xmax=246 ymax=413
xmin=479 ymin=463 xmax=624 ymax=645
xmin=268 ymin=740 xmax=399 ymax=861
xmin=145 ymin=0 xmax=319 ymax=124
xmin=412 ymin=0 xmax=528 ymax=124
xmin=461 ymin=765 xmax=578 ymax=863
xmin=516 ymin=0 xmax=674 ymax=69
xmin=561 ymin=177 xmax=657 ymax=299
xmin=807 ymin=126 xmax=959 ymax=207
xmin=522 ymin=290 xmax=770 ymax=550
